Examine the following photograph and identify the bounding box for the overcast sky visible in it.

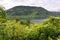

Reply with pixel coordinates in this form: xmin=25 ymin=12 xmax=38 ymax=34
xmin=0 ymin=0 xmax=60 ymax=11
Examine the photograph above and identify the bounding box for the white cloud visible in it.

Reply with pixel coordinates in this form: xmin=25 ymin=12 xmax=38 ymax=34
xmin=0 ymin=0 xmax=60 ymax=11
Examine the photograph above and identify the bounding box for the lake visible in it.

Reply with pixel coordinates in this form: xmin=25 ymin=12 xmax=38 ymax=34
xmin=22 ymin=19 xmax=48 ymax=23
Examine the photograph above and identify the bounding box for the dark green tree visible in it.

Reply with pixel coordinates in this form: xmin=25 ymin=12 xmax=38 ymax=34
xmin=0 ymin=6 xmax=6 ymax=19
xmin=0 ymin=6 xmax=7 ymax=23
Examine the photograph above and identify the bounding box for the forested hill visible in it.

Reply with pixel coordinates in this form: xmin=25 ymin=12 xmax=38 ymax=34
xmin=7 ymin=6 xmax=60 ymax=19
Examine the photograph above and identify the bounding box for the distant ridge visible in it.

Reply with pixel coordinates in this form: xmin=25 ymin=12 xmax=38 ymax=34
xmin=7 ymin=6 xmax=60 ymax=19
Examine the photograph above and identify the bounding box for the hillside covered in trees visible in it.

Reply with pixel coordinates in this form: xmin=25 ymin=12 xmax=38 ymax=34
xmin=7 ymin=6 xmax=60 ymax=19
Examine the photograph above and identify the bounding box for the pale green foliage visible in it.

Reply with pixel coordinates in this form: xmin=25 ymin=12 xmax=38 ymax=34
xmin=0 ymin=17 xmax=60 ymax=40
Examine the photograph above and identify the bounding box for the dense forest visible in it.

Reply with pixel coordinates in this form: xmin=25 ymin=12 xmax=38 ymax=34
xmin=0 ymin=6 xmax=60 ymax=40
xmin=7 ymin=6 xmax=60 ymax=19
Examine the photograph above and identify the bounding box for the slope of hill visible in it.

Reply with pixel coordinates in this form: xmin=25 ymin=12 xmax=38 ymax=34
xmin=50 ymin=11 xmax=60 ymax=16
xmin=7 ymin=6 xmax=60 ymax=19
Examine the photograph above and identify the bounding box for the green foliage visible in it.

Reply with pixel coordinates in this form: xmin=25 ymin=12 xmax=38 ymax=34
xmin=0 ymin=6 xmax=7 ymax=23
xmin=0 ymin=16 xmax=60 ymax=40
xmin=25 ymin=19 xmax=30 ymax=26
xmin=0 ymin=6 xmax=6 ymax=19
xmin=1 ymin=6 xmax=60 ymax=40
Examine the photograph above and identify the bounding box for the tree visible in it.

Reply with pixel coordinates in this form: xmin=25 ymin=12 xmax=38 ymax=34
xmin=0 ymin=5 xmax=6 ymax=19
xmin=0 ymin=5 xmax=7 ymax=23
xmin=25 ymin=19 xmax=30 ymax=26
